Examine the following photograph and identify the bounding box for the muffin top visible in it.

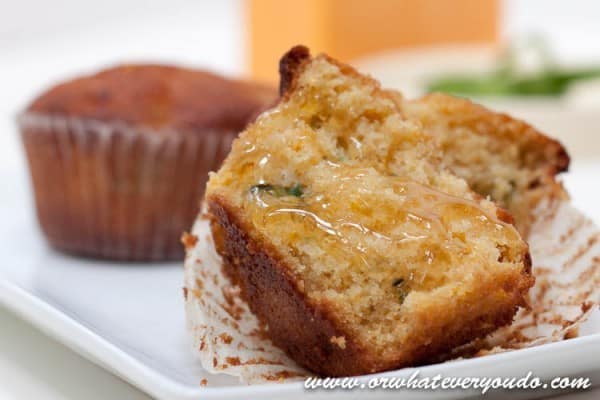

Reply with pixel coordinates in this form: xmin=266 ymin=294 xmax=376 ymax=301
xmin=26 ymin=64 xmax=277 ymax=133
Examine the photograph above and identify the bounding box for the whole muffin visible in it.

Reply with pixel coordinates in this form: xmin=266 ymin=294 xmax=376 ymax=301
xmin=19 ymin=64 xmax=276 ymax=261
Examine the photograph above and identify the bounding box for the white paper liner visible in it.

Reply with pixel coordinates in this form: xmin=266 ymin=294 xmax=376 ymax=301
xmin=19 ymin=112 xmax=237 ymax=260
xmin=183 ymin=198 xmax=600 ymax=383
xmin=183 ymin=217 xmax=309 ymax=382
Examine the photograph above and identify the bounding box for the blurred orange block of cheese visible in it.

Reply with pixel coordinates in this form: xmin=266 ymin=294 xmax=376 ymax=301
xmin=247 ymin=0 xmax=498 ymax=83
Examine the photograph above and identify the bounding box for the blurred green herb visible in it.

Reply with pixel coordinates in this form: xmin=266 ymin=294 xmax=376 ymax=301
xmin=427 ymin=38 xmax=600 ymax=97
xmin=393 ymin=278 xmax=408 ymax=304
xmin=250 ymin=183 xmax=304 ymax=197
xmin=428 ymin=69 xmax=600 ymax=97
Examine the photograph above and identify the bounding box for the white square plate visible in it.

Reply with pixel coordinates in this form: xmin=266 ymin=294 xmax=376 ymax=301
xmin=1 ymin=167 xmax=599 ymax=400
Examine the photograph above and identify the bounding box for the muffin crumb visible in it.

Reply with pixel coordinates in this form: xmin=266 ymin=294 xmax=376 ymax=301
xmin=181 ymin=232 xmax=198 ymax=249
xmin=330 ymin=336 xmax=346 ymax=349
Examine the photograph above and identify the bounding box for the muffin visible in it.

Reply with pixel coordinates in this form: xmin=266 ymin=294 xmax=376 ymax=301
xmin=201 ymin=46 xmax=533 ymax=376
xmin=19 ymin=64 xmax=276 ymax=261
xmin=402 ymin=93 xmax=569 ymax=235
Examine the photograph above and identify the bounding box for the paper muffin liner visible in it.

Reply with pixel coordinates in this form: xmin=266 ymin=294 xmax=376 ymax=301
xmin=19 ymin=113 xmax=237 ymax=261
xmin=183 ymin=197 xmax=600 ymax=383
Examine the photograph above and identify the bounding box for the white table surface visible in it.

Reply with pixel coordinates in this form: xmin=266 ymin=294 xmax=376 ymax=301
xmin=0 ymin=304 xmax=151 ymax=400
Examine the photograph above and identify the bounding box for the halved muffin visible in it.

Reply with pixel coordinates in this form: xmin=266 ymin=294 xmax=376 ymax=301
xmin=204 ymin=46 xmax=533 ymax=376
xmin=402 ymin=93 xmax=569 ymax=235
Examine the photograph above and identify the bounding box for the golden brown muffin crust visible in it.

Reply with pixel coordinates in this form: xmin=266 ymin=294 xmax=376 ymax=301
xmin=278 ymin=45 xmax=311 ymax=96
xmin=27 ymin=64 xmax=276 ymax=132
xmin=209 ymin=197 xmax=374 ymax=376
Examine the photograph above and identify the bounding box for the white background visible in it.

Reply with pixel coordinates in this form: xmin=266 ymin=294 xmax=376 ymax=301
xmin=1 ymin=1 xmax=599 ymax=398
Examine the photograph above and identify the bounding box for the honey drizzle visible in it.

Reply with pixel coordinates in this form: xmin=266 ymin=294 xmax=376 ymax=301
xmin=245 ymin=161 xmax=520 ymax=294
